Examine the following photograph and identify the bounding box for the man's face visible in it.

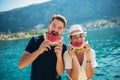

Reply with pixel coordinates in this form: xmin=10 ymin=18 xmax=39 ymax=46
xmin=70 ymin=34 xmax=84 ymax=44
xmin=48 ymin=19 xmax=64 ymax=36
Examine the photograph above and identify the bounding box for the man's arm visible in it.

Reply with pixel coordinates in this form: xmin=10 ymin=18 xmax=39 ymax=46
xmin=18 ymin=40 xmax=51 ymax=69
xmin=56 ymin=54 xmax=64 ymax=75
xmin=54 ymin=42 xmax=64 ymax=75
xmin=18 ymin=50 xmax=42 ymax=69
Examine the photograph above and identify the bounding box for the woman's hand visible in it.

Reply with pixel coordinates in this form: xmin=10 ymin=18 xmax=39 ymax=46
xmin=83 ymin=42 xmax=90 ymax=53
xmin=68 ymin=46 xmax=76 ymax=59
xmin=83 ymin=41 xmax=91 ymax=59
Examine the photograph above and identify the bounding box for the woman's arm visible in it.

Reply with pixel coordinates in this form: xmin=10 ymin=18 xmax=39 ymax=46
xmin=85 ymin=53 xmax=94 ymax=79
xmin=67 ymin=57 xmax=79 ymax=80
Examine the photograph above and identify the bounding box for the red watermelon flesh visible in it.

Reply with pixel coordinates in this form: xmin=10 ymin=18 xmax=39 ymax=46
xmin=44 ymin=33 xmax=63 ymax=44
xmin=70 ymin=42 xmax=83 ymax=50
xmin=70 ymin=41 xmax=88 ymax=50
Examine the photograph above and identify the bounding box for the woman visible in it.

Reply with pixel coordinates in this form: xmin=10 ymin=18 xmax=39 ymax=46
xmin=64 ymin=24 xmax=97 ymax=80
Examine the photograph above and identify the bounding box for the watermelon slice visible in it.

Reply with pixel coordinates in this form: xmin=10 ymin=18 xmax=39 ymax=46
xmin=70 ymin=41 xmax=88 ymax=51
xmin=44 ymin=33 xmax=63 ymax=44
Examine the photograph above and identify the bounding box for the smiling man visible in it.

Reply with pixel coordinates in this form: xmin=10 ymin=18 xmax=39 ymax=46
xmin=18 ymin=15 xmax=67 ymax=80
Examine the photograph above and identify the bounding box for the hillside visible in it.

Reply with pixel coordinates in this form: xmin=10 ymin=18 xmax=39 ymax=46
xmin=0 ymin=0 xmax=120 ymax=33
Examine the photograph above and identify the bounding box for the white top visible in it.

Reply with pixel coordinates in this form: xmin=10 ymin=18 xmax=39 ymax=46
xmin=63 ymin=49 xmax=97 ymax=80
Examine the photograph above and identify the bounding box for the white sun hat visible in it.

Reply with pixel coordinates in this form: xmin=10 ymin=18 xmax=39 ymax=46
xmin=69 ymin=24 xmax=87 ymax=35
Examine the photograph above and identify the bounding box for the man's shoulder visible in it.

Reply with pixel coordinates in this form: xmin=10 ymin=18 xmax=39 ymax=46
xmin=33 ymin=35 xmax=44 ymax=43
xmin=63 ymin=43 xmax=67 ymax=47
xmin=62 ymin=43 xmax=67 ymax=52
xmin=33 ymin=35 xmax=43 ymax=40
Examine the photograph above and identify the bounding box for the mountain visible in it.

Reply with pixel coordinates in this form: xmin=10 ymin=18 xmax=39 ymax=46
xmin=0 ymin=0 xmax=120 ymax=33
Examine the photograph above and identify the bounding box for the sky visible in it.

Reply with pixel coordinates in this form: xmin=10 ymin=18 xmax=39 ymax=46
xmin=0 ymin=0 xmax=51 ymax=12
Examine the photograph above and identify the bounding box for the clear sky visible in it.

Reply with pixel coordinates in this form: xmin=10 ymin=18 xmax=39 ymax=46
xmin=0 ymin=0 xmax=50 ymax=12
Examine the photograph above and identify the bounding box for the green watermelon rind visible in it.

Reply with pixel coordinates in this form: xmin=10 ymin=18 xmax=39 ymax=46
xmin=74 ymin=47 xmax=83 ymax=50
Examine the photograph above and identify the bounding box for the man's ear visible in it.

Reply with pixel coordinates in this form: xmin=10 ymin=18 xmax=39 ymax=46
xmin=61 ymin=29 xmax=64 ymax=35
xmin=62 ymin=29 xmax=64 ymax=33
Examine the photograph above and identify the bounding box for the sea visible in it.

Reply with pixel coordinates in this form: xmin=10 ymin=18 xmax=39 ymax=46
xmin=0 ymin=27 xmax=120 ymax=80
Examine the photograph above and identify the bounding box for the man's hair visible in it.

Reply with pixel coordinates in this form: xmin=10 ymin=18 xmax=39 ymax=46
xmin=49 ymin=15 xmax=67 ymax=27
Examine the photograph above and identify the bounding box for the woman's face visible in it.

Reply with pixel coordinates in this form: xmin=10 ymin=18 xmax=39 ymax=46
xmin=70 ymin=33 xmax=84 ymax=44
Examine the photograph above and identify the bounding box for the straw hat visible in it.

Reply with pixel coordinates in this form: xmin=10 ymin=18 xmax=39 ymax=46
xmin=69 ymin=24 xmax=86 ymax=35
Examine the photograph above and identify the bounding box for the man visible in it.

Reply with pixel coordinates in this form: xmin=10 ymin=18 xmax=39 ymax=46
xmin=64 ymin=24 xmax=97 ymax=80
xmin=18 ymin=15 xmax=67 ymax=80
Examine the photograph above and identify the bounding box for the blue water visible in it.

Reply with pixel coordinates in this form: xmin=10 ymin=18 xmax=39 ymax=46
xmin=0 ymin=27 xmax=120 ymax=80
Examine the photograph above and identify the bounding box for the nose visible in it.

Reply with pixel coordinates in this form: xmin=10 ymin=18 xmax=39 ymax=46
xmin=54 ymin=27 xmax=58 ymax=31
xmin=76 ymin=37 xmax=82 ymax=41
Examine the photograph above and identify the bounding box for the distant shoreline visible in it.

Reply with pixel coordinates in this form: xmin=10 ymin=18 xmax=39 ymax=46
xmin=0 ymin=27 xmax=120 ymax=41
xmin=0 ymin=29 xmax=47 ymax=41
xmin=0 ymin=35 xmax=36 ymax=41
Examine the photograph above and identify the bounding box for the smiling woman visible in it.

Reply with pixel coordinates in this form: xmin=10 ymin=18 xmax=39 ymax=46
xmin=0 ymin=0 xmax=51 ymax=11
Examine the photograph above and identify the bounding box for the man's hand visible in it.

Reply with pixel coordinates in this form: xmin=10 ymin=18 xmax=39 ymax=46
xmin=54 ymin=42 xmax=63 ymax=58
xmin=38 ymin=40 xmax=51 ymax=54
